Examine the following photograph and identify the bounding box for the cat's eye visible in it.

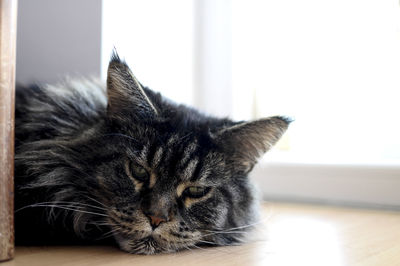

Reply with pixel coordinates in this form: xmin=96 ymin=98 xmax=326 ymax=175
xmin=129 ymin=163 xmax=149 ymax=182
xmin=184 ymin=186 xmax=210 ymax=198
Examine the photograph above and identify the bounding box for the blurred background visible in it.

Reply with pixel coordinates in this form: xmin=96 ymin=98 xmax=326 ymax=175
xmin=16 ymin=0 xmax=400 ymax=209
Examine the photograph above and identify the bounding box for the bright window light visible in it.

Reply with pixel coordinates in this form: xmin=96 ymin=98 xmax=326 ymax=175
xmin=102 ymin=0 xmax=194 ymax=106
xmin=232 ymin=0 xmax=400 ymax=164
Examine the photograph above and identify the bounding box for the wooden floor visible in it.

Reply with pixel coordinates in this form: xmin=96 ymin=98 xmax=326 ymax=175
xmin=3 ymin=202 xmax=400 ymax=266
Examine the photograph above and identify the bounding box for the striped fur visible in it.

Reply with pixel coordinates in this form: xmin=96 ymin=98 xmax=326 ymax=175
xmin=14 ymin=53 xmax=290 ymax=254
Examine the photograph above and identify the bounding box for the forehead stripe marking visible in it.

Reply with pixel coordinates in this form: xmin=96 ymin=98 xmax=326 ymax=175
xmin=159 ymin=134 xmax=178 ymax=164
xmin=149 ymin=173 xmax=157 ymax=188
xmin=167 ymin=134 xmax=179 ymax=146
xmin=197 ymin=165 xmax=211 ymax=181
xmin=180 ymin=141 xmax=198 ymax=167
xmin=140 ymin=144 xmax=148 ymax=161
xmin=189 ymin=158 xmax=204 ymax=182
xmin=182 ymin=158 xmax=199 ymax=181
xmin=151 ymin=146 xmax=164 ymax=168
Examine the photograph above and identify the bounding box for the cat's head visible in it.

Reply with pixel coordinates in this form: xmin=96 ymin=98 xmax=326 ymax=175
xmin=81 ymin=53 xmax=290 ymax=254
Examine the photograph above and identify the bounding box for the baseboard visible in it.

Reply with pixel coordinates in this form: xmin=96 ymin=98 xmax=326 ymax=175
xmin=250 ymin=161 xmax=400 ymax=209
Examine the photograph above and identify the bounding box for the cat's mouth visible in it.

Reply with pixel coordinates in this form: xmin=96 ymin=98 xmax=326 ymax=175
xmin=113 ymin=232 xmax=155 ymax=254
xmin=114 ymin=230 xmax=169 ymax=255
xmin=126 ymin=236 xmax=160 ymax=255
xmin=113 ymin=230 xmax=197 ymax=255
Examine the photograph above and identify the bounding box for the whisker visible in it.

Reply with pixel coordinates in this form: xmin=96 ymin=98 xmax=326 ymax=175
xmin=16 ymin=204 xmax=84 ymax=214
xmin=84 ymin=195 xmax=109 ymax=209
xmin=89 ymin=222 xmax=116 ymax=227
xmin=200 ymin=218 xmax=268 ymax=233
xmin=183 ymin=244 xmax=199 ymax=252
xmin=191 ymin=244 xmax=207 ymax=251
xmin=15 ymin=200 xmax=107 ymax=212
xmin=201 ymin=231 xmax=248 ymax=238
xmin=16 ymin=203 xmax=108 ymax=217
xmin=96 ymin=227 xmax=121 ymax=240
xmin=53 ymin=200 xmax=107 ymax=211
xmin=196 ymin=239 xmax=218 ymax=245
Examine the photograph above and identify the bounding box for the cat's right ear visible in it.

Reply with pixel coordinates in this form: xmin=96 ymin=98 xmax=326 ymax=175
xmin=215 ymin=116 xmax=291 ymax=174
xmin=106 ymin=51 xmax=159 ymax=120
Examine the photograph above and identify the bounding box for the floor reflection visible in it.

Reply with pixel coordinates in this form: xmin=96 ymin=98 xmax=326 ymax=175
xmin=253 ymin=214 xmax=345 ymax=266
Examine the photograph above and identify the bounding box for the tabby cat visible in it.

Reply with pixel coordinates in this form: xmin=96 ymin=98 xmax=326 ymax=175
xmin=14 ymin=53 xmax=290 ymax=254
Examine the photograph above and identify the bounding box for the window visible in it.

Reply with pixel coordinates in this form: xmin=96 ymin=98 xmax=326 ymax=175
xmin=232 ymin=0 xmax=400 ymax=165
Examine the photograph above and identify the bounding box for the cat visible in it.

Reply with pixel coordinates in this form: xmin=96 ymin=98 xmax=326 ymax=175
xmin=14 ymin=52 xmax=290 ymax=254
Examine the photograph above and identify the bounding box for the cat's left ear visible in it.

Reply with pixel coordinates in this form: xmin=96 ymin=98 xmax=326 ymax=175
xmin=106 ymin=52 xmax=159 ymax=119
xmin=215 ymin=116 xmax=291 ymax=173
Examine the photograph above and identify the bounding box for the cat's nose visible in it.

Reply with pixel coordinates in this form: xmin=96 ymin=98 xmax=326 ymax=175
xmin=146 ymin=213 xmax=167 ymax=229
xmin=148 ymin=214 xmax=167 ymax=228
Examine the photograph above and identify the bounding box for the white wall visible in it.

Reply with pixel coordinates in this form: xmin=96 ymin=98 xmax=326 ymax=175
xmin=16 ymin=0 xmax=102 ymax=84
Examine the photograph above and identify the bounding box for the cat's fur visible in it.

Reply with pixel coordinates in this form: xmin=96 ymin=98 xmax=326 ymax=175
xmin=14 ymin=53 xmax=290 ymax=254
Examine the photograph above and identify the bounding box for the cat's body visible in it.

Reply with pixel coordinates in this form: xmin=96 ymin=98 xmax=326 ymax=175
xmin=14 ymin=53 xmax=289 ymax=254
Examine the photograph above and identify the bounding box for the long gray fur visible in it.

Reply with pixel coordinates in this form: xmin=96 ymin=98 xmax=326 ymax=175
xmin=14 ymin=52 xmax=290 ymax=254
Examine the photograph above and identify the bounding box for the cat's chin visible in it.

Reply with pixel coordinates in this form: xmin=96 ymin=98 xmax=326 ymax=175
xmin=114 ymin=233 xmax=168 ymax=255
